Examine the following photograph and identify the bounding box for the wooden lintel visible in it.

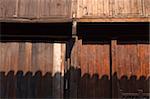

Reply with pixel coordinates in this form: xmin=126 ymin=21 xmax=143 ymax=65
xmin=0 ymin=18 xmax=72 ymax=23
xmin=0 ymin=17 xmax=149 ymax=23
xmin=77 ymin=17 xmax=150 ymax=22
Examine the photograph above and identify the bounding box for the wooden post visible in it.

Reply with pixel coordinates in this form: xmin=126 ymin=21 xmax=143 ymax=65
xmin=72 ymin=20 xmax=77 ymax=38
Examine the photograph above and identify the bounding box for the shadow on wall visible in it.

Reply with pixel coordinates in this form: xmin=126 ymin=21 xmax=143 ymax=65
xmin=66 ymin=67 xmax=150 ymax=99
xmin=0 ymin=67 xmax=149 ymax=98
xmin=0 ymin=71 xmax=64 ymax=98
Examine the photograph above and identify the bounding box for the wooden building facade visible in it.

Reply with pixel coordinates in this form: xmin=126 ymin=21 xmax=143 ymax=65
xmin=0 ymin=0 xmax=150 ymax=98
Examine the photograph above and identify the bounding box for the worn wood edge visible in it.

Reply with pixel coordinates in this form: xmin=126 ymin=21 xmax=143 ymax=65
xmin=0 ymin=18 xmax=72 ymax=23
xmin=77 ymin=17 xmax=150 ymax=22
xmin=1 ymin=18 xmax=149 ymax=23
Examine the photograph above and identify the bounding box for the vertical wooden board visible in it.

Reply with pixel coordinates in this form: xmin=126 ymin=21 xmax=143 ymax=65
xmin=87 ymin=45 xmax=93 ymax=98
xmin=142 ymin=44 xmax=149 ymax=76
xmin=18 ymin=42 xmax=26 ymax=71
xmin=52 ymin=43 xmax=62 ymax=98
xmin=88 ymin=0 xmax=92 ymax=16
xmin=118 ymin=0 xmax=124 ymax=16
xmin=4 ymin=43 xmax=12 ymax=73
xmin=144 ymin=0 xmax=150 ymax=16
xmin=88 ymin=45 xmax=93 ymax=76
xmin=18 ymin=42 xmax=32 ymax=73
xmin=60 ymin=44 xmax=65 ymax=98
xmin=103 ymin=44 xmax=110 ymax=97
xmin=114 ymin=0 xmax=128 ymax=17
xmin=130 ymin=44 xmax=138 ymax=93
xmin=40 ymin=0 xmax=48 ymax=17
xmin=82 ymin=0 xmax=88 ymax=16
xmin=24 ymin=42 xmax=32 ymax=72
xmin=80 ymin=44 xmax=86 ymax=75
xmin=93 ymin=0 xmax=98 ymax=16
xmin=59 ymin=0 xmax=67 ymax=16
xmin=111 ymin=40 xmax=117 ymax=75
xmin=77 ymin=40 xmax=82 ymax=98
xmin=109 ymin=0 xmax=114 ymax=16
xmin=5 ymin=0 xmax=16 ymax=17
xmin=131 ymin=44 xmax=139 ymax=76
xmin=123 ymin=0 xmax=131 ymax=16
xmin=83 ymin=44 xmax=89 ymax=98
xmin=104 ymin=44 xmax=110 ymax=76
xmin=111 ymin=40 xmax=120 ymax=98
xmin=92 ymin=45 xmax=97 ymax=98
xmin=18 ymin=0 xmax=38 ymax=17
xmin=122 ymin=45 xmax=127 ymax=76
xmin=36 ymin=43 xmax=46 ymax=75
xmin=44 ymin=43 xmax=53 ymax=73
xmin=113 ymin=0 xmax=119 ymax=16
xmin=40 ymin=0 xmax=54 ymax=17
xmin=96 ymin=44 xmax=102 ymax=78
xmin=103 ymin=0 xmax=110 ymax=16
xmin=0 ymin=0 xmax=5 ymax=18
xmin=137 ymin=44 xmax=150 ymax=93
xmin=97 ymin=0 xmax=104 ymax=16
xmin=0 ymin=43 xmax=5 ymax=71
xmin=95 ymin=45 xmax=100 ymax=98
xmin=125 ymin=45 xmax=132 ymax=77
xmin=130 ymin=0 xmax=139 ymax=15
xmin=116 ymin=44 xmax=121 ymax=78
xmin=145 ymin=45 xmax=150 ymax=76
xmin=137 ymin=0 xmax=143 ymax=15
xmin=49 ymin=0 xmax=56 ymax=16
xmin=31 ymin=43 xmax=38 ymax=74
xmin=77 ymin=0 xmax=83 ymax=18
xmin=18 ymin=0 xmax=26 ymax=16
xmin=10 ymin=43 xmax=19 ymax=73
xmin=54 ymin=0 xmax=61 ymax=16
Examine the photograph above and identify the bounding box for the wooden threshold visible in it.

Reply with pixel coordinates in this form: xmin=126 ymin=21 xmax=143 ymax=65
xmin=77 ymin=17 xmax=150 ymax=22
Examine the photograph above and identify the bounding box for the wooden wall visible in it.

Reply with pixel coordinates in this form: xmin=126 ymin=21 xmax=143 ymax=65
xmin=0 ymin=42 xmax=65 ymax=98
xmin=0 ymin=0 xmax=71 ymax=18
xmin=69 ymin=39 xmax=111 ymax=98
xmin=69 ymin=39 xmax=149 ymax=98
xmin=77 ymin=0 xmax=150 ymax=18
xmin=0 ymin=0 xmax=149 ymax=21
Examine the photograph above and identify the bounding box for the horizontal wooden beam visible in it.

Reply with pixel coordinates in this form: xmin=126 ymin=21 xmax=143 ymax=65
xmin=0 ymin=17 xmax=149 ymax=23
xmin=77 ymin=17 xmax=150 ymax=22
xmin=0 ymin=18 xmax=72 ymax=23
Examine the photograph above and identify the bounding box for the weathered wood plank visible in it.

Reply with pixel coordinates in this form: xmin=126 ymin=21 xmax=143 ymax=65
xmin=18 ymin=0 xmax=38 ymax=17
xmin=0 ymin=0 xmax=5 ymax=18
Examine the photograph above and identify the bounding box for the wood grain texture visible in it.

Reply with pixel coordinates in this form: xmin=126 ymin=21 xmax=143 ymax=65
xmin=77 ymin=0 xmax=149 ymax=18
xmin=70 ymin=39 xmax=110 ymax=98
xmin=0 ymin=0 xmax=149 ymax=22
xmin=0 ymin=42 xmax=64 ymax=98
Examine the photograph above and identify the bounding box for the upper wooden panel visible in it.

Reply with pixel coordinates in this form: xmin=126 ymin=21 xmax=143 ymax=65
xmin=77 ymin=0 xmax=150 ymax=18
xmin=0 ymin=0 xmax=150 ymax=22
xmin=0 ymin=0 xmax=72 ymax=22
